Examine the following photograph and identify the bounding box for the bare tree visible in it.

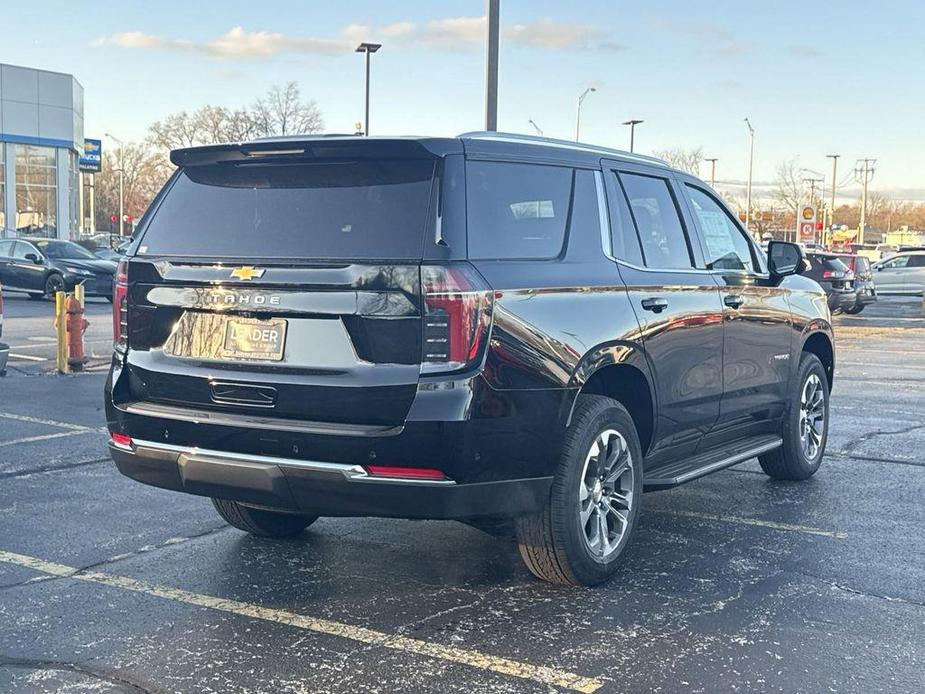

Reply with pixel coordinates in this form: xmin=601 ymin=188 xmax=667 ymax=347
xmin=94 ymin=143 xmax=170 ymax=232
xmin=250 ymin=82 xmax=323 ymax=137
xmin=772 ymin=159 xmax=803 ymax=228
xmin=651 ymin=146 xmax=705 ymax=176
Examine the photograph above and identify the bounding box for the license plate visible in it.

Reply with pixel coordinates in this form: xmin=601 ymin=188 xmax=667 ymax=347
xmin=222 ymin=318 xmax=287 ymax=361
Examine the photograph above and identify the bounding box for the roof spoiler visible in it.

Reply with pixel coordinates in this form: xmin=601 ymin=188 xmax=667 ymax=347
xmin=170 ymin=136 xmax=462 ymax=167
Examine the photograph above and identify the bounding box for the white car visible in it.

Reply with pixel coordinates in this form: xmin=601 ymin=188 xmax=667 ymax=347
xmin=872 ymin=251 xmax=925 ymax=295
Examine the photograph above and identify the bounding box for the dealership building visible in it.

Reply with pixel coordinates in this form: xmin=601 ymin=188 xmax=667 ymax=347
xmin=0 ymin=62 xmax=84 ymax=240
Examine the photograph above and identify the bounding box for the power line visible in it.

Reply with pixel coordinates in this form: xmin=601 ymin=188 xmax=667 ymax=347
xmin=854 ymin=159 xmax=876 ymax=243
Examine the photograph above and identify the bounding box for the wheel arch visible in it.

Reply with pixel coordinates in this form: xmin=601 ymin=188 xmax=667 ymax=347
xmin=567 ymin=342 xmax=657 ymax=456
xmin=801 ymin=330 xmax=834 ymax=389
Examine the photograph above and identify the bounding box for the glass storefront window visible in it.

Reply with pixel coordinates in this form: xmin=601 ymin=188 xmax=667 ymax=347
xmin=0 ymin=145 xmax=6 ymax=231
xmin=15 ymin=144 xmax=57 ymax=238
xmin=68 ymin=150 xmax=79 ymax=239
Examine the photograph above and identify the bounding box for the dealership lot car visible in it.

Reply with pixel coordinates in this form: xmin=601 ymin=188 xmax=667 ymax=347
xmin=0 ymin=282 xmax=8 ymax=375
xmin=872 ymin=250 xmax=925 ymax=295
xmin=105 ymin=132 xmax=834 ymax=586
xmin=0 ymin=238 xmax=117 ymax=300
xmin=803 ymin=252 xmax=856 ymax=314
xmin=835 ymin=253 xmax=877 ymax=314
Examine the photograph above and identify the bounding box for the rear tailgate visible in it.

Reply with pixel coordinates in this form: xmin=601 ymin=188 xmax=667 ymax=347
xmin=114 ymin=144 xmax=448 ymax=429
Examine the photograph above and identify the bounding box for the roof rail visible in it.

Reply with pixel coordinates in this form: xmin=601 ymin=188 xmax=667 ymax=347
xmin=458 ymin=131 xmax=668 ymax=167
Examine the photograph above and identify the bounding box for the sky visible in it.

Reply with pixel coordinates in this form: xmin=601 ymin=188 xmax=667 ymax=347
xmin=4 ymin=0 xmax=924 ymax=202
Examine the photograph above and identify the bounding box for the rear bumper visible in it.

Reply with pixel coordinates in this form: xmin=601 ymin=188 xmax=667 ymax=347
xmin=109 ymin=438 xmax=552 ymax=520
xmin=826 ymin=289 xmax=856 ymax=313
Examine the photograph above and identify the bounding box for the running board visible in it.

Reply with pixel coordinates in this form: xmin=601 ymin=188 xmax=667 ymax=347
xmin=644 ymin=435 xmax=782 ymax=490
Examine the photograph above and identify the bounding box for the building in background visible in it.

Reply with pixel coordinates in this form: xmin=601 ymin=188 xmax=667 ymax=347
xmin=0 ymin=63 xmax=83 ymax=240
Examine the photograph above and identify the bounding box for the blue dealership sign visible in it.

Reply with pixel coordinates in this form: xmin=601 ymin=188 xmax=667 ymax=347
xmin=79 ymin=138 xmax=102 ymax=172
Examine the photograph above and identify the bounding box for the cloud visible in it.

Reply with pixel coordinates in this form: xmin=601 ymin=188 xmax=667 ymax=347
xmin=649 ymin=18 xmax=754 ymax=57
xmin=790 ymin=44 xmax=822 ymax=58
xmin=93 ymin=16 xmax=618 ymax=60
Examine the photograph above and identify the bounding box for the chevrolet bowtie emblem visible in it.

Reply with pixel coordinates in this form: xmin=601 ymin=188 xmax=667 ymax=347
xmin=229 ymin=266 xmax=265 ymax=281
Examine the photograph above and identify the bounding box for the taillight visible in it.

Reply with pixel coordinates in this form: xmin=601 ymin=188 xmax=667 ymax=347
xmin=109 ymin=433 xmax=133 ymax=449
xmin=366 ymin=465 xmax=447 ymax=481
xmin=420 ymin=264 xmax=493 ymax=374
xmin=822 ymin=269 xmax=844 ymax=279
xmin=113 ymin=260 xmax=129 ymax=350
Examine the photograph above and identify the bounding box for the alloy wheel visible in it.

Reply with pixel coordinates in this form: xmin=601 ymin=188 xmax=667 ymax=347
xmin=799 ymin=373 xmax=826 ymax=460
xmin=578 ymin=429 xmax=635 ymax=561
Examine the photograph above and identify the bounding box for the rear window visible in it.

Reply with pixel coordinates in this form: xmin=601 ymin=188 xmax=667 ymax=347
xmin=138 ymin=159 xmax=436 ymax=259
xmin=466 ymin=161 xmax=572 ymax=259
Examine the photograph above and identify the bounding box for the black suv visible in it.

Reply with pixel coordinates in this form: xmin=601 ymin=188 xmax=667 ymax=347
xmin=105 ymin=133 xmax=834 ymax=586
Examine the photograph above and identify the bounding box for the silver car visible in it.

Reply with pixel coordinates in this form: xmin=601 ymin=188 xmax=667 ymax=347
xmin=871 ymin=251 xmax=925 ymax=295
xmin=0 ymin=282 xmax=8 ymax=375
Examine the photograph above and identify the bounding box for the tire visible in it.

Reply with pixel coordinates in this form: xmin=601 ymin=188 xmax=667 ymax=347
xmin=212 ymin=498 xmax=317 ymax=538
xmin=758 ymin=353 xmax=829 ymax=481
xmin=43 ymin=273 xmax=65 ymax=300
xmin=515 ymin=395 xmax=643 ymax=586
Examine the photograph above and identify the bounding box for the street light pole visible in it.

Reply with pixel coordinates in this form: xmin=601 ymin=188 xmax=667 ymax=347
xmin=355 ymin=43 xmax=382 ymax=136
xmin=705 ymin=158 xmax=718 ymax=187
xmin=575 ymin=87 xmax=596 ymax=141
xmin=622 ymin=119 xmax=643 ymax=152
xmin=744 ymin=118 xmax=755 ymax=233
xmin=105 ymin=132 xmax=124 ymax=237
xmin=826 ymin=154 xmax=839 ymax=232
xmin=528 ymin=119 xmax=544 ymax=136
xmin=484 ymin=0 xmax=500 ymax=131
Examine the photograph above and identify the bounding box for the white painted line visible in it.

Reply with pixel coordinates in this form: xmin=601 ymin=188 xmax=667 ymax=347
xmin=0 ymin=430 xmax=99 ymax=448
xmin=10 ymin=339 xmax=112 ymax=350
xmin=0 ymin=412 xmax=95 ymax=432
xmin=0 ymin=550 xmax=604 ymax=693
xmin=659 ymin=510 xmax=847 ymax=540
xmin=8 ymin=353 xmax=47 ymax=362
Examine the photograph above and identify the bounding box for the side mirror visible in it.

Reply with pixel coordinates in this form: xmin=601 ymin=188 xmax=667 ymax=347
xmin=767 ymin=241 xmax=804 ymax=278
xmin=24 ymin=252 xmax=42 ymax=264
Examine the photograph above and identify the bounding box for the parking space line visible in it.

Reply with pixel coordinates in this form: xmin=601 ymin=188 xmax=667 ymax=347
xmin=0 ymin=550 xmax=604 ymax=693
xmin=0 ymin=430 xmax=100 ymax=448
xmin=0 ymin=412 xmax=97 ymax=432
xmin=656 ymin=510 xmax=847 ymax=540
xmin=8 ymin=353 xmax=47 ymax=362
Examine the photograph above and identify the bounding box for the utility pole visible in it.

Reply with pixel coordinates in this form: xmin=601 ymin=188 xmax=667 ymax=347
xmin=575 ymin=87 xmax=596 ymax=141
xmin=826 ymin=154 xmax=839 ymax=232
xmin=105 ymin=132 xmax=124 ymax=237
xmin=484 ymin=0 xmax=500 ymax=131
xmin=622 ymin=119 xmax=643 ymax=152
xmin=744 ymin=118 xmax=755 ymax=233
xmin=854 ymin=158 xmax=876 ymax=245
xmin=705 ymin=158 xmax=718 ymax=187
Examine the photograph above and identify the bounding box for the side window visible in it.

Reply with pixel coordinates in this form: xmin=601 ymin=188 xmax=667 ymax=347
xmin=685 ymin=185 xmax=756 ymax=272
xmin=0 ymin=240 xmax=13 ymax=257
xmin=618 ymin=172 xmax=693 ymax=269
xmin=466 ymin=161 xmax=572 ymax=259
xmin=882 ymin=256 xmax=909 ymax=269
xmin=909 ymin=255 xmax=925 ymax=267
xmin=602 ymin=172 xmax=644 ymax=266
xmin=11 ymin=242 xmax=32 ymax=260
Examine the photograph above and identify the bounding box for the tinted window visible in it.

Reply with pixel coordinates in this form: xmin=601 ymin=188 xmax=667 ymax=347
xmin=619 ymin=173 xmax=692 ymax=269
xmin=604 ymin=173 xmax=644 ymax=265
xmin=34 ymin=240 xmax=97 ymax=260
xmin=11 ymin=242 xmax=33 ymax=260
xmin=881 ymin=255 xmax=909 ymax=269
xmin=909 ymin=255 xmax=925 ymax=267
xmin=685 ymin=185 xmax=755 ymax=272
xmin=466 ymin=161 xmax=571 ymax=259
xmin=140 ymin=159 xmax=436 ymax=259
xmin=0 ymin=240 xmax=12 ymax=257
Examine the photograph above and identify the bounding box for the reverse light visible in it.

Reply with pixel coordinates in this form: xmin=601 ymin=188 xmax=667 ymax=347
xmin=366 ymin=465 xmax=447 ymax=481
xmin=113 ymin=259 xmax=129 ymax=350
xmin=420 ymin=264 xmax=493 ymax=375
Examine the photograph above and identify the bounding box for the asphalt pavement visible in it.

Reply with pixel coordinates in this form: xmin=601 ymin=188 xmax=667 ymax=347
xmin=0 ymin=295 xmax=923 ymax=693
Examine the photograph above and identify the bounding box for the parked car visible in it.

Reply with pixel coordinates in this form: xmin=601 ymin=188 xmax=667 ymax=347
xmin=0 ymin=238 xmax=117 ymax=300
xmin=803 ymin=252 xmax=856 ymax=313
xmin=834 ymin=253 xmax=877 ymax=314
xmin=105 ymin=132 xmax=834 ymax=587
xmin=0 ymin=282 xmax=8 ymax=376
xmin=871 ymin=250 xmax=925 ymax=295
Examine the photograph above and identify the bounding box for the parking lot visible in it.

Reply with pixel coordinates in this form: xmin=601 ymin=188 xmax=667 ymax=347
xmin=0 ymin=293 xmax=923 ymax=693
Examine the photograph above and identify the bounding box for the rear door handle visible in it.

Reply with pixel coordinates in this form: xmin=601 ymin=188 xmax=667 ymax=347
xmin=641 ymin=297 xmax=669 ymax=313
xmin=724 ymin=294 xmax=745 ymax=309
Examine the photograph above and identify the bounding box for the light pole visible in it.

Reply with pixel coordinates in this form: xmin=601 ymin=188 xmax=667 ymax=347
xmin=105 ymin=132 xmax=124 ymax=237
xmin=826 ymin=154 xmax=839 ymax=233
xmin=355 ymin=43 xmax=381 ymax=136
xmin=484 ymin=0 xmax=500 ymax=131
xmin=528 ymin=119 xmax=544 ymax=136
xmin=744 ymin=118 xmax=755 ymax=233
xmin=622 ymin=119 xmax=643 ymax=152
xmin=705 ymin=158 xmax=718 ymax=187
xmin=575 ymin=87 xmax=596 ymax=141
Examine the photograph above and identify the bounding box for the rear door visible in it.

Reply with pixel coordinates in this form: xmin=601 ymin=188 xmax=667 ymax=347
xmin=906 ymin=254 xmax=925 ymax=295
xmin=601 ymin=161 xmax=724 ymax=462
xmin=120 ymin=149 xmax=450 ymax=429
xmin=9 ymin=242 xmax=45 ymax=292
xmin=873 ymin=254 xmax=910 ymax=293
xmin=0 ymin=240 xmax=14 ymax=287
